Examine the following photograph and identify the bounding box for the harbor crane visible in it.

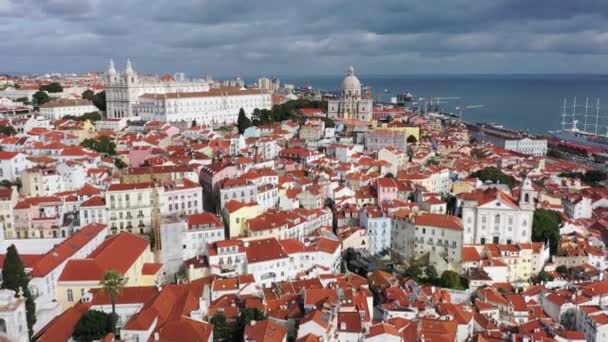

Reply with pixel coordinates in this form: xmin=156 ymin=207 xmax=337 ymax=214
xmin=455 ymin=104 xmax=484 ymax=122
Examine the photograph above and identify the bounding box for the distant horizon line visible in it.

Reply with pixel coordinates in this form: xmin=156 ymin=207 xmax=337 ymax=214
xmin=4 ymin=71 xmax=608 ymax=79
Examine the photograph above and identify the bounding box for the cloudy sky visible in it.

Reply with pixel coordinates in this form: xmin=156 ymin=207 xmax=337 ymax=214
xmin=2 ymin=0 xmax=608 ymax=76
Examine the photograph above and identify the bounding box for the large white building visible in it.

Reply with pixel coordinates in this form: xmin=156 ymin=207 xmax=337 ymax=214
xmin=105 ymin=59 xmax=271 ymax=125
xmin=328 ymin=66 xmax=373 ymax=122
xmin=39 ymin=99 xmax=98 ymax=120
xmin=459 ymin=178 xmax=535 ymax=245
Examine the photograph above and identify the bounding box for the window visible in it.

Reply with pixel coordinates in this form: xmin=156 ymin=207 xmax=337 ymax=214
xmin=0 ymin=318 xmax=5 ymax=333
xmin=67 ymin=289 xmax=74 ymax=302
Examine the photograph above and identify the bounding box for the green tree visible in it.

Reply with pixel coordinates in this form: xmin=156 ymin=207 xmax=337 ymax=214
xmin=82 ymin=89 xmax=95 ymax=101
xmin=0 ymin=125 xmax=17 ymax=136
xmin=64 ymin=112 xmax=102 ymax=122
xmin=114 ymin=158 xmax=127 ymax=169
xmin=32 ymin=91 xmax=51 ymax=106
xmin=2 ymin=245 xmax=36 ymax=338
xmin=407 ymin=135 xmax=417 ymax=144
xmin=425 ymin=265 xmax=438 ymax=280
xmin=15 ymin=97 xmax=28 ymax=103
xmin=556 ymin=265 xmax=568 ymax=274
xmin=582 ymin=170 xmax=607 ymax=185
xmin=72 ymin=310 xmax=113 ymax=341
xmin=210 ymin=313 xmax=232 ymax=341
xmin=237 ymin=108 xmax=252 ymax=134
xmin=80 ymin=136 xmax=116 ymax=155
xmin=404 ymin=262 xmax=421 ymax=280
xmin=469 ymin=167 xmax=517 ymax=189
xmin=92 ymin=91 xmax=106 ymax=111
xmin=531 ymin=209 xmax=562 ymax=254
xmin=99 ymin=270 xmax=127 ymax=333
xmin=40 ymin=82 xmax=63 ymax=93
xmin=560 ymin=309 xmax=577 ymax=330
xmin=236 ymin=308 xmax=266 ymax=340
xmin=533 ymin=270 xmax=554 ymax=284
xmin=440 ymin=270 xmax=464 ymax=289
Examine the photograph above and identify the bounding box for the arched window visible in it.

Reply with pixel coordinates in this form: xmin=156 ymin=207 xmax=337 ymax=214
xmin=524 ymin=193 xmax=530 ymax=203
xmin=494 ymin=214 xmax=500 ymax=224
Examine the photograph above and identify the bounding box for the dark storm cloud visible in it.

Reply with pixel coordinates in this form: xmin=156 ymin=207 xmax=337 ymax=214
xmin=4 ymin=0 xmax=608 ymax=75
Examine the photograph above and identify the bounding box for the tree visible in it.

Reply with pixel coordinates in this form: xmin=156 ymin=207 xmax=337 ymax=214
xmin=72 ymin=310 xmax=113 ymax=341
xmin=82 ymin=89 xmax=95 ymax=101
xmin=32 ymin=90 xmax=51 ymax=106
xmin=114 ymin=158 xmax=127 ymax=169
xmin=15 ymin=97 xmax=28 ymax=103
xmin=533 ymin=270 xmax=554 ymax=284
xmin=556 ymin=265 xmax=568 ymax=274
xmin=81 ymin=136 xmax=116 ymax=155
xmin=92 ymin=91 xmax=106 ymax=111
xmin=407 ymin=135 xmax=417 ymax=144
xmin=440 ymin=270 xmax=464 ymax=289
xmin=384 ymin=172 xmax=395 ymax=179
xmin=237 ymin=108 xmax=252 ymax=134
xmin=64 ymin=111 xmax=102 ymax=122
xmin=236 ymin=308 xmax=266 ymax=340
xmin=404 ymin=262 xmax=421 ymax=280
xmin=99 ymin=270 xmax=127 ymax=333
xmin=40 ymin=82 xmax=63 ymax=93
xmin=240 ymin=308 xmax=265 ymax=327
xmin=210 ymin=313 xmax=232 ymax=341
xmin=531 ymin=209 xmax=562 ymax=254
xmin=2 ymin=245 xmax=36 ymax=338
xmin=0 ymin=125 xmax=17 ymax=136
xmin=469 ymin=167 xmax=517 ymax=189
xmin=561 ymin=308 xmax=577 ymax=330
xmin=425 ymin=265 xmax=438 ymax=280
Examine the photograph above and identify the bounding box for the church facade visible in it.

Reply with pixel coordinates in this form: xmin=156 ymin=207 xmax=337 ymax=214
xmin=104 ymin=60 xmax=271 ymax=125
xmin=327 ymin=66 xmax=373 ymax=122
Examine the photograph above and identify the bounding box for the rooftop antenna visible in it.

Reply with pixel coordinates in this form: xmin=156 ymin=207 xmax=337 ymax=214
xmin=560 ymin=98 xmax=568 ymax=131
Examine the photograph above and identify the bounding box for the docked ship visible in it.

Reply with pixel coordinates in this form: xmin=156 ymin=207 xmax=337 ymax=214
xmin=548 ymin=97 xmax=608 ymax=151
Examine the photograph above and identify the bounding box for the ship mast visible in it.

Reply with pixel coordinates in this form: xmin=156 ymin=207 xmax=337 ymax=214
xmin=572 ymin=96 xmax=577 ymax=130
xmin=584 ymin=97 xmax=590 ymax=133
xmin=595 ymin=98 xmax=600 ymax=136
xmin=561 ymin=98 xmax=567 ymax=131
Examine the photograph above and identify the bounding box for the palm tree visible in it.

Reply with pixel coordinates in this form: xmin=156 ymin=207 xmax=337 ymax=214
xmin=100 ymin=270 xmax=127 ymax=333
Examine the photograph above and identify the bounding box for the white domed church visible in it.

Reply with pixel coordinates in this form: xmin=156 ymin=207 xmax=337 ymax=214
xmin=327 ymin=66 xmax=373 ymax=121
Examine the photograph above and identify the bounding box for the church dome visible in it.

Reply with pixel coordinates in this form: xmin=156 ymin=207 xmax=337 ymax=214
xmin=341 ymin=66 xmax=361 ymax=93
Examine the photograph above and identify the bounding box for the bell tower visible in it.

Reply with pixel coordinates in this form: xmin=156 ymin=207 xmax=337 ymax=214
xmin=519 ymin=175 xmax=536 ymax=210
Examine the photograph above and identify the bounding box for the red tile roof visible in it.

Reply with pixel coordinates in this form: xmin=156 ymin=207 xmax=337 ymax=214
xmin=244 ymin=320 xmax=288 ymax=342
xmin=37 ymin=302 xmax=91 ymax=342
xmin=31 ymin=223 xmax=107 ymax=278
xmin=58 ymin=232 xmax=149 ymax=281
xmin=412 ymin=213 xmax=464 ymax=231
xmin=246 ymin=238 xmax=288 ymax=263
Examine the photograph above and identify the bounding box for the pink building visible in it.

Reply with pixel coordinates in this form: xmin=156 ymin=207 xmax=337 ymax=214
xmin=376 ymin=177 xmax=398 ymax=203
xmin=128 ymin=146 xmax=152 ymax=167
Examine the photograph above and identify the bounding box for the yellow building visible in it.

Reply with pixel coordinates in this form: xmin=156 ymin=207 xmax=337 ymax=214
xmin=374 ymin=121 xmax=421 ymax=141
xmin=56 ymin=232 xmax=153 ymax=309
xmin=485 ymin=244 xmax=533 ymax=283
xmin=223 ymin=200 xmax=260 ymax=238
xmin=57 ymin=119 xmax=97 ymax=141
